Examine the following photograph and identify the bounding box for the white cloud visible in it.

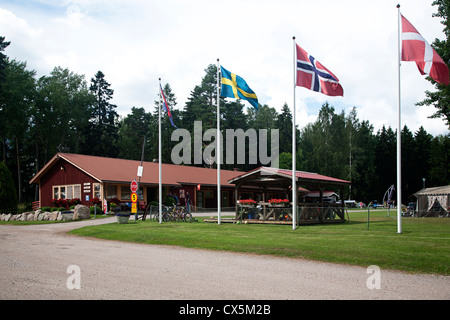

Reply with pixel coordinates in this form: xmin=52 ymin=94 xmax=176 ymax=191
xmin=0 ymin=0 xmax=448 ymax=135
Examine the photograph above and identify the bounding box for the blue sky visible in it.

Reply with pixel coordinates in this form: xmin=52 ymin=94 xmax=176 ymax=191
xmin=1 ymin=0 xmax=449 ymax=135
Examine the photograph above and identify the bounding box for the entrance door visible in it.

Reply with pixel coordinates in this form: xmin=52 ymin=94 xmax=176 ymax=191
xmin=197 ymin=191 xmax=204 ymax=208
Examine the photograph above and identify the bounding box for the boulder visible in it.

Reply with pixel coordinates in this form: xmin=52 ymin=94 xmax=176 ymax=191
xmin=34 ymin=209 xmax=42 ymax=221
xmin=60 ymin=212 xmax=73 ymax=221
xmin=50 ymin=211 xmax=58 ymax=221
xmin=74 ymin=204 xmax=90 ymax=219
xmin=27 ymin=213 xmax=35 ymax=221
xmin=21 ymin=212 xmax=31 ymax=221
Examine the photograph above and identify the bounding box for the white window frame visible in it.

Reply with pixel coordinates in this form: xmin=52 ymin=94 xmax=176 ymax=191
xmin=53 ymin=184 xmax=81 ymax=200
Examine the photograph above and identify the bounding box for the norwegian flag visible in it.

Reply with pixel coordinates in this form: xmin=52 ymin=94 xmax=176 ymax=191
xmin=160 ymin=84 xmax=177 ymax=128
xmin=295 ymin=43 xmax=343 ymax=96
xmin=401 ymin=14 xmax=449 ymax=85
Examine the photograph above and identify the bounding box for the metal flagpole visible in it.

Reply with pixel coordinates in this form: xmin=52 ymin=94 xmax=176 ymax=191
xmin=396 ymin=4 xmax=402 ymax=234
xmin=158 ymin=78 xmax=163 ymax=224
xmin=217 ymin=59 xmax=221 ymax=225
xmin=292 ymin=37 xmax=297 ymax=230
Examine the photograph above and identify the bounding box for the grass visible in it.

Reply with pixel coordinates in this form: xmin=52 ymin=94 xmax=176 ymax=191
xmin=67 ymin=210 xmax=448 ymax=275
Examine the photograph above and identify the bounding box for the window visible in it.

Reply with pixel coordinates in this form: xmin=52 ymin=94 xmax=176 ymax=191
xmin=53 ymin=184 xmax=81 ymax=200
xmin=93 ymin=183 xmax=101 ymax=198
xmin=106 ymin=185 xmax=117 ymax=199
xmin=121 ymin=185 xmax=131 ymax=200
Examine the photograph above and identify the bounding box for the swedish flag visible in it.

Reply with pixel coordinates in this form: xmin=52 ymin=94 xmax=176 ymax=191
xmin=220 ymin=66 xmax=258 ymax=109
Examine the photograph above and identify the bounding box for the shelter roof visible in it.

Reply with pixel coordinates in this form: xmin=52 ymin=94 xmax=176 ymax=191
xmin=30 ymin=153 xmax=240 ymax=187
xmin=413 ymin=185 xmax=450 ymax=197
xmin=228 ymin=166 xmax=350 ymax=187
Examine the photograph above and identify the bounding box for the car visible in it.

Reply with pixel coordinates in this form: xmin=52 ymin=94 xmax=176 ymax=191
xmin=369 ymin=200 xmax=381 ymax=208
xmin=344 ymin=200 xmax=356 ymax=208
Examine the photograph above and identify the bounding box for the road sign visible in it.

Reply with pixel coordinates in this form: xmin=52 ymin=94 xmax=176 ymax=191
xmin=130 ymin=179 xmax=138 ymax=192
xmin=137 ymin=166 xmax=143 ymax=177
xmin=131 ymin=192 xmax=138 ymax=203
xmin=131 ymin=202 xmax=137 ymax=214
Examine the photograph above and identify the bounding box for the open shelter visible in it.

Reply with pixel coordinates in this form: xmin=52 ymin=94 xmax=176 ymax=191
xmin=227 ymin=166 xmax=351 ymax=225
xmin=413 ymin=185 xmax=450 ymax=217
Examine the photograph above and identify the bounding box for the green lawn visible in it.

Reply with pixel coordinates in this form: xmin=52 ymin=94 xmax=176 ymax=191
xmin=69 ymin=210 xmax=450 ymax=275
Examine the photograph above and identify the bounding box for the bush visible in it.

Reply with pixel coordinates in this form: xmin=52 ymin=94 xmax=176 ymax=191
xmin=164 ymin=196 xmax=175 ymax=206
xmin=40 ymin=207 xmax=52 ymax=212
xmin=90 ymin=206 xmax=102 ymax=215
xmin=0 ymin=161 xmax=17 ymax=214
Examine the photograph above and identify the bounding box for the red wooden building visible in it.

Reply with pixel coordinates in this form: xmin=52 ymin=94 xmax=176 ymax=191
xmin=29 ymin=153 xmax=241 ymax=210
xmin=30 ymin=153 xmax=351 ymax=215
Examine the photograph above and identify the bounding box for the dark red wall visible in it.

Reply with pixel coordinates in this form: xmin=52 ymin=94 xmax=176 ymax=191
xmin=39 ymin=158 xmax=98 ymax=207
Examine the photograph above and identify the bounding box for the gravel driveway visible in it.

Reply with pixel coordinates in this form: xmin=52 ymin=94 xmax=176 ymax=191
xmin=1 ymin=216 xmax=449 ymax=300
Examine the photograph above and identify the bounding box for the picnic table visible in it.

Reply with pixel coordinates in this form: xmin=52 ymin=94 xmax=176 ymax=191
xmin=236 ymin=202 xmax=292 ymax=221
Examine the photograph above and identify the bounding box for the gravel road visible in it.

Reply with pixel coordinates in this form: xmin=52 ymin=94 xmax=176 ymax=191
xmin=1 ymin=216 xmax=448 ymax=300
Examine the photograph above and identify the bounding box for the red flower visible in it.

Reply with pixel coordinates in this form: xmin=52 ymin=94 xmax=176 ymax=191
xmin=91 ymin=197 xmax=101 ymax=205
xmin=239 ymin=199 xmax=257 ymax=205
xmin=268 ymin=199 xmax=289 ymax=204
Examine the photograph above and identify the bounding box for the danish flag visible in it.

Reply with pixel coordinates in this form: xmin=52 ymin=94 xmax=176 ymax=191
xmin=401 ymin=14 xmax=449 ymax=85
xmin=295 ymin=43 xmax=343 ymax=97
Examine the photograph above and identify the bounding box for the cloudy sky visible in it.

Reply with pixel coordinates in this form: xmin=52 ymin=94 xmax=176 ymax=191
xmin=1 ymin=0 xmax=449 ymax=135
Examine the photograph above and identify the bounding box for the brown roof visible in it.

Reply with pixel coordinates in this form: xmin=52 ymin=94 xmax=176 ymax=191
xmin=30 ymin=153 xmax=241 ymax=187
xmin=228 ymin=166 xmax=350 ymax=186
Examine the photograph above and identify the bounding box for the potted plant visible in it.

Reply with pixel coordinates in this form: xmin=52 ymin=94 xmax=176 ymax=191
xmin=268 ymin=199 xmax=290 ymax=207
xmin=115 ymin=212 xmax=130 ymax=224
xmin=238 ymin=199 xmax=257 ymax=206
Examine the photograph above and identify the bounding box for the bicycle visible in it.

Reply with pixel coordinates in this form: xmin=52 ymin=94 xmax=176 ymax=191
xmin=150 ymin=205 xmax=170 ymax=222
xmin=179 ymin=207 xmax=193 ymax=222
xmin=167 ymin=204 xmax=193 ymax=222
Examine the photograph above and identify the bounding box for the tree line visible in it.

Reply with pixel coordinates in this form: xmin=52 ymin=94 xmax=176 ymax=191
xmin=1 ymin=34 xmax=449 ymax=208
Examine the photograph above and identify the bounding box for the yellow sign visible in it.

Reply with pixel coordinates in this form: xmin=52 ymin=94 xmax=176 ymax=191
xmin=131 ymin=203 xmax=137 ymax=214
xmin=131 ymin=192 xmax=138 ymax=203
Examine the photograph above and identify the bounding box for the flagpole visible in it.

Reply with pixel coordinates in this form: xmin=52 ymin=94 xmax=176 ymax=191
xmin=292 ymin=37 xmax=297 ymax=231
xmin=158 ymin=78 xmax=163 ymax=224
xmin=396 ymin=4 xmax=402 ymax=234
xmin=217 ymin=58 xmax=221 ymax=225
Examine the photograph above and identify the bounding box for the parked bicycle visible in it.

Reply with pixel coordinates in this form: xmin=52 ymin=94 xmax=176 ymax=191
xmin=150 ymin=204 xmax=192 ymax=222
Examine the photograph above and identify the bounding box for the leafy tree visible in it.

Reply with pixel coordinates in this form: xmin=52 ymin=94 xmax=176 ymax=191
xmin=0 ymin=161 xmax=17 ymax=213
xmin=118 ymin=107 xmax=153 ymax=160
xmin=0 ymin=36 xmax=11 ymax=94
xmin=413 ymin=126 xmax=433 ymax=188
xmin=351 ymin=119 xmax=376 ymax=202
xmin=182 ymin=64 xmax=225 ymax=132
xmin=374 ymin=125 xmax=397 ymax=201
xmin=0 ymin=58 xmax=36 ymax=202
xmin=401 ymin=125 xmax=416 ymax=200
xmin=34 ymin=67 xmax=93 ymax=160
xmin=85 ymin=71 xmax=118 ymax=157
xmin=299 ymin=103 xmax=348 ymax=181
xmin=151 ymin=83 xmax=179 ymax=164
xmin=416 ymin=0 xmax=450 ymax=128
xmin=276 ymin=103 xmax=293 ymax=154
xmin=429 ymin=134 xmax=450 ymax=185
